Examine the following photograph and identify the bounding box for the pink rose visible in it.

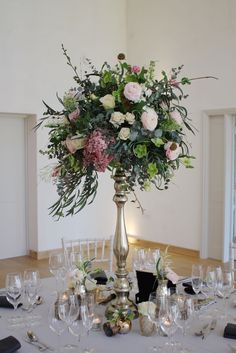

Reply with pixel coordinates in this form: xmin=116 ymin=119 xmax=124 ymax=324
xmin=141 ymin=107 xmax=158 ymax=131
xmin=123 ymin=82 xmax=142 ymax=102
xmin=132 ymin=65 xmax=141 ymax=74
xmin=170 ymin=110 xmax=182 ymax=125
xmin=164 ymin=141 xmax=181 ymax=161
xmin=65 ymin=136 xmax=86 ymax=154
xmin=68 ymin=108 xmax=80 ymax=121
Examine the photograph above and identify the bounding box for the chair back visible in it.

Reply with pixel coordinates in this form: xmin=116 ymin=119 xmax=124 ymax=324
xmin=62 ymin=236 xmax=114 ymax=273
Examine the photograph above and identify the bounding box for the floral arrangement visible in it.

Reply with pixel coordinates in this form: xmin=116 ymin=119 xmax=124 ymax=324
xmin=68 ymin=257 xmax=98 ymax=291
xmin=107 ymin=308 xmax=135 ymax=324
xmin=38 ymin=46 xmax=214 ymax=218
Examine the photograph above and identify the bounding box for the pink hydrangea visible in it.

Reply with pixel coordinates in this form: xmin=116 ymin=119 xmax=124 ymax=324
xmin=83 ymin=130 xmax=113 ymax=172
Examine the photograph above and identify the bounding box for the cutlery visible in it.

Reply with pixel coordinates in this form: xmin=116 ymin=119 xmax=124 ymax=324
xmin=27 ymin=331 xmax=54 ymax=351
xmin=194 ymin=324 xmax=209 ymax=337
xmin=202 ymin=318 xmax=217 ymax=339
xmin=24 ymin=338 xmax=47 ymax=351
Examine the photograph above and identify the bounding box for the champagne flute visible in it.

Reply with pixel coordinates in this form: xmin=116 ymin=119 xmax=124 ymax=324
xmin=81 ymin=293 xmax=95 ymax=353
xmin=191 ymin=264 xmax=203 ymax=305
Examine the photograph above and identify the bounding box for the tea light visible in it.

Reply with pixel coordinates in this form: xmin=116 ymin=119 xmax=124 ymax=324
xmin=92 ymin=316 xmax=102 ymax=331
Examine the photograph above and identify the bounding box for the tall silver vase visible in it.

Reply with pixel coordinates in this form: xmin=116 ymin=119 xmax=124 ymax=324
xmin=105 ymin=168 xmax=138 ymax=318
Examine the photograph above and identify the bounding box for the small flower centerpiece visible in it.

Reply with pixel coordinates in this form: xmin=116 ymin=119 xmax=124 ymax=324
xmin=138 ymin=301 xmax=156 ymax=336
xmin=38 ymin=46 xmax=199 ymax=218
xmin=103 ymin=308 xmax=135 ymax=336
xmin=68 ymin=257 xmax=98 ymax=295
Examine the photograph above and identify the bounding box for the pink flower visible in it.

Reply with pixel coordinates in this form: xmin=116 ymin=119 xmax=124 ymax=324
xmin=123 ymin=82 xmax=142 ymax=102
xmin=170 ymin=110 xmax=182 ymax=125
xmin=169 ymin=79 xmax=180 ymax=88
xmin=51 ymin=167 xmax=60 ymax=178
xmin=65 ymin=136 xmax=86 ymax=154
xmin=132 ymin=65 xmax=141 ymax=74
xmin=164 ymin=141 xmax=181 ymax=161
xmin=141 ymin=107 xmax=158 ymax=131
xmin=83 ymin=130 xmax=113 ymax=172
xmin=68 ymin=108 xmax=80 ymax=121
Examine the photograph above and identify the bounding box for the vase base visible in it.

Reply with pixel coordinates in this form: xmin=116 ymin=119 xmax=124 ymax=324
xmin=105 ymin=297 xmax=138 ymax=319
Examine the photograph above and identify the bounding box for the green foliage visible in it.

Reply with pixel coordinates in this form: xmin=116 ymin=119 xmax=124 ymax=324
xmin=36 ymin=46 xmax=202 ymax=218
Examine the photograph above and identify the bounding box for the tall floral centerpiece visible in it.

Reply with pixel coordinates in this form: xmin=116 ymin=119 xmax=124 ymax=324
xmin=38 ymin=46 xmax=210 ymax=317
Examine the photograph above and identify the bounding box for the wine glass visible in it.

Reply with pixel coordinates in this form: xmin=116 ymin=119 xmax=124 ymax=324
xmin=48 ymin=301 xmax=66 ymax=353
xmin=217 ymin=269 xmax=233 ymax=318
xmin=147 ymin=292 xmax=167 ymax=352
xmin=159 ymin=296 xmax=179 ymax=353
xmin=49 ymin=252 xmax=66 ymax=292
xmin=5 ymin=272 xmax=23 ymax=311
xmin=23 ymin=269 xmax=40 ymax=312
xmin=175 ymin=295 xmax=194 ymax=352
xmin=191 ymin=264 xmax=203 ymax=304
xmin=57 ymin=292 xmax=80 ymax=349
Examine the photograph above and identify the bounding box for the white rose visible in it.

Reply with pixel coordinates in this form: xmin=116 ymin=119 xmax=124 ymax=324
xmin=110 ymin=111 xmax=125 ymax=127
xmin=125 ymin=112 xmax=135 ymax=125
xmin=119 ymin=127 xmax=130 ymax=140
xmin=100 ymin=94 xmax=115 ymax=110
xmin=141 ymin=107 xmax=158 ymax=131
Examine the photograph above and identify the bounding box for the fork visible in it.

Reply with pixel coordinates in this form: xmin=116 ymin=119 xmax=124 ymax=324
xmin=24 ymin=338 xmax=47 ymax=351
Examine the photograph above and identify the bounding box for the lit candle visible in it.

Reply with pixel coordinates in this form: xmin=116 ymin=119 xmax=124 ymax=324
xmin=92 ymin=316 xmax=102 ymax=331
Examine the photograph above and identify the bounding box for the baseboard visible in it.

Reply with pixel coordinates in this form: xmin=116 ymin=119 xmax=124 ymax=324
xmin=128 ymin=236 xmax=199 ymax=258
xmin=29 ymin=249 xmax=61 ymax=260
xmin=29 ymin=238 xmax=199 ymax=260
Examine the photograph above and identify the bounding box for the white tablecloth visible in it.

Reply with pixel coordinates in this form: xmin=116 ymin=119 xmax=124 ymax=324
xmin=0 ymin=277 xmax=236 ymax=353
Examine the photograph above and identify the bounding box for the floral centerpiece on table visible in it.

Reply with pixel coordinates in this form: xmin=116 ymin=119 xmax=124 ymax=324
xmin=155 ymin=246 xmax=179 ymax=285
xmin=38 ymin=46 xmax=213 ymax=218
xmin=68 ymin=257 xmax=98 ymax=293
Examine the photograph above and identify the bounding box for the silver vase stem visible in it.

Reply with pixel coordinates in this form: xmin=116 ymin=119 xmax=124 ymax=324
xmin=105 ymin=168 xmax=138 ymax=318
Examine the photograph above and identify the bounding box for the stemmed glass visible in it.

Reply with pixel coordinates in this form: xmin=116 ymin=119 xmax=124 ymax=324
xmin=23 ymin=269 xmax=40 ymax=312
xmin=57 ymin=292 xmax=80 ymax=350
xmin=49 ymin=252 xmax=66 ymax=292
xmin=217 ymin=269 xmax=233 ymax=318
xmin=81 ymin=293 xmax=95 ymax=353
xmin=5 ymin=272 xmax=23 ymax=311
xmin=147 ymin=292 xmax=167 ymax=353
xmin=175 ymin=295 xmax=194 ymax=352
xmin=48 ymin=301 xmax=66 ymax=353
xmin=191 ymin=264 xmax=203 ymax=305
xmin=159 ymin=296 xmax=179 ymax=353
xmin=205 ymin=266 xmax=217 ymax=296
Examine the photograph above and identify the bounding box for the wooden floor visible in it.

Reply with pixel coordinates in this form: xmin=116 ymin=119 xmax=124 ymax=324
xmin=0 ymin=243 xmax=222 ymax=288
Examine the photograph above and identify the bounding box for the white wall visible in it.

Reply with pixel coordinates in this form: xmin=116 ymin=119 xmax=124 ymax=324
xmin=0 ymin=0 xmax=127 ymax=251
xmin=1 ymin=0 xmax=236 ymax=254
xmin=126 ymin=0 xmax=236 ymax=251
